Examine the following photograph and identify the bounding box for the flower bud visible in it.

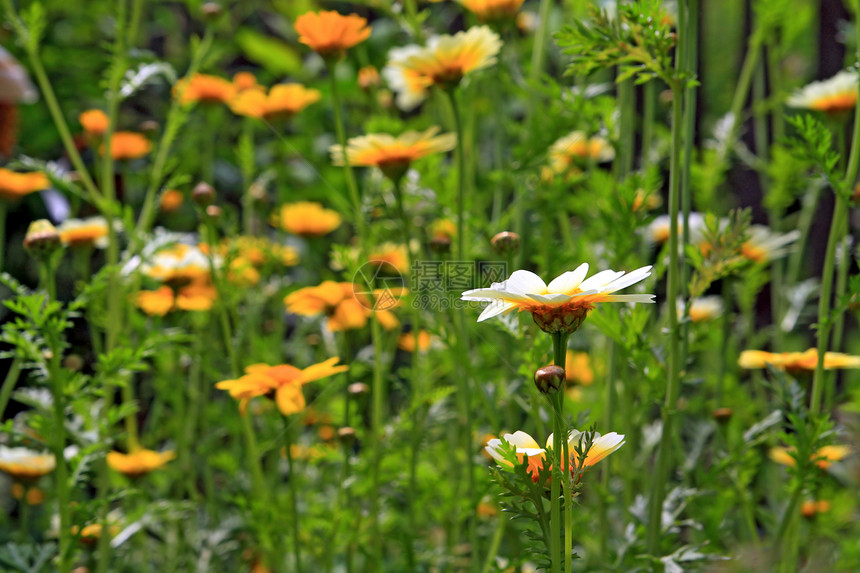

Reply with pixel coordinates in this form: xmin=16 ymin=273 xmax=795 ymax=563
xmin=357 ymin=66 xmax=380 ymax=90
xmin=205 ymin=205 xmax=222 ymax=219
xmin=429 ymin=235 xmax=451 ymax=254
xmin=337 ymin=426 xmax=357 ymax=446
xmin=348 ymin=382 xmax=369 ymax=396
xmin=491 ymin=231 xmax=520 ymax=255
xmin=200 ymin=2 xmax=223 ymax=20
xmin=139 ymin=120 xmax=160 ymax=135
xmin=712 ymin=407 xmax=733 ymax=423
xmin=63 ymin=354 xmax=84 ymax=372
xmin=534 ymin=364 xmax=565 ymax=394
xmin=532 ymin=305 xmax=590 ymax=334
xmin=191 ymin=182 xmax=216 ymax=207
xmin=23 ymin=219 xmax=62 ymax=258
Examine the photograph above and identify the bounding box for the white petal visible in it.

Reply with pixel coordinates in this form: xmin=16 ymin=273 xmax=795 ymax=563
xmin=505 ymin=431 xmax=541 ymax=450
xmin=546 ymin=263 xmax=589 ymax=294
xmin=602 ymin=266 xmax=652 ymax=292
xmin=578 ymin=270 xmax=624 ymax=292
xmin=527 ymin=293 xmax=572 ymax=304
xmin=461 ymin=287 xmax=508 ymax=301
xmin=477 ymin=301 xmax=518 ymax=321
xmin=484 ymin=439 xmax=505 ymax=463
xmin=504 ymin=270 xmax=547 ymax=295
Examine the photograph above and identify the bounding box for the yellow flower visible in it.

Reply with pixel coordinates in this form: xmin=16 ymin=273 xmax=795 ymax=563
xmin=369 ymin=242 xmax=410 ymax=275
xmin=216 ymin=358 xmax=348 ymax=416
xmin=564 ymin=350 xmax=594 ymax=385
xmin=285 ymin=281 xmax=400 ymax=332
xmin=383 ymin=26 xmax=502 ymax=110
xmin=358 ymin=66 xmax=381 ymax=90
xmin=141 ymin=243 xmax=211 ymax=286
xmin=159 ymin=189 xmax=184 ymax=212
xmin=398 ymin=330 xmax=434 ymax=353
xmin=11 ymin=483 xmax=46 ymax=505
xmin=547 ymin=131 xmax=615 ymax=178
xmin=0 ymin=447 xmax=55 ymax=482
xmin=135 ymin=283 xmax=217 ymax=315
xmin=458 ymin=0 xmax=525 ymax=21
xmin=786 ymin=70 xmax=859 ymax=115
xmin=78 ymin=109 xmax=109 ymax=135
xmin=462 ymin=264 xmax=654 ymax=333
xmin=73 ymin=523 xmax=120 ymax=545
xmin=107 ymin=449 xmax=175 ymax=477
xmin=232 ymin=71 xmax=261 ymax=93
xmin=230 ymin=84 xmax=321 ymax=120
xmin=770 ymin=445 xmax=851 ymax=470
xmin=431 ymin=219 xmax=457 ymax=241
xmin=270 ymin=201 xmax=342 ymax=237
xmin=57 ymin=216 xmax=110 ymax=249
xmin=293 ymin=11 xmax=371 ymax=58
xmin=101 ymin=132 xmax=151 ymax=160
xmin=329 ymin=127 xmax=456 ymax=181
xmin=738 ymin=349 xmax=860 ymax=372
xmin=136 ymin=286 xmax=176 ymax=316
xmin=227 ymin=256 xmax=261 ymax=287
xmin=175 ymin=73 xmax=237 ymax=105
xmin=0 ymin=168 xmax=49 ymax=202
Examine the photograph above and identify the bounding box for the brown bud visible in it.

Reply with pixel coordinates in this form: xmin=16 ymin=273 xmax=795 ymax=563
xmin=534 ymin=364 xmax=565 ymax=394
xmin=191 ymin=182 xmax=215 ymax=207
xmin=23 ymin=219 xmax=62 ymax=257
xmin=200 ymin=2 xmax=223 ymax=20
xmin=348 ymin=382 xmax=369 ymax=396
xmin=337 ymin=427 xmax=357 ymax=446
xmin=429 ymin=235 xmax=451 ymax=255
xmin=491 ymin=231 xmax=520 ymax=255
xmin=712 ymin=407 xmax=733 ymax=423
xmin=138 ymin=120 xmax=159 ymax=135
xmin=63 ymin=354 xmax=84 ymax=372
xmin=205 ymin=205 xmax=221 ymax=219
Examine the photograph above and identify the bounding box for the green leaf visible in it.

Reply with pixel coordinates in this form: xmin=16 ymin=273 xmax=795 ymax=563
xmin=235 ymin=28 xmax=302 ymax=76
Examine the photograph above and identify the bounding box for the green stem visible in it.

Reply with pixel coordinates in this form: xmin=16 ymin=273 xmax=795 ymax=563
xmin=774 ymin=483 xmax=803 ymax=566
xmin=445 ymin=89 xmax=467 ymax=261
xmin=327 ymin=62 xmax=367 ymax=247
xmin=240 ymin=411 xmax=277 ymax=569
xmin=530 ymin=0 xmax=553 ymax=85
xmin=642 ymin=83 xmax=657 ymax=166
xmin=369 ymin=312 xmax=385 ymax=570
xmin=284 ymin=420 xmax=303 ymax=573
xmin=0 ymin=355 xmax=22 ymax=420
xmin=785 ymin=184 xmax=822 ymax=285
xmin=241 ymin=120 xmax=256 ymax=236
xmin=480 ymin=516 xmax=506 ymax=573
xmin=646 ymin=79 xmax=684 ymax=555
xmin=549 ymin=331 xmax=570 ymax=573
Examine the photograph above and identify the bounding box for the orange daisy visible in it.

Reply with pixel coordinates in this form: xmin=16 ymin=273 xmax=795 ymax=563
xmin=101 ymin=132 xmax=151 ymax=160
xmin=57 ymin=216 xmax=110 ymax=248
xmin=230 ymin=84 xmax=321 ymax=121
xmin=293 ymin=11 xmax=371 ymax=59
xmin=738 ymin=349 xmax=860 ymax=372
xmin=107 ymin=449 xmax=175 ymax=477
xmin=770 ymin=445 xmax=851 ymax=470
xmin=175 ymin=73 xmax=237 ymax=105
xmin=458 ymin=0 xmax=525 ymax=21
xmin=0 ymin=168 xmax=49 ymax=201
xmin=78 ymin=109 xmax=109 ymax=135
xmin=270 ymin=201 xmax=342 ymax=237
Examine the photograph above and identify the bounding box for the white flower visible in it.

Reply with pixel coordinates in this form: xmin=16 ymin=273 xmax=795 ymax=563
xmin=741 ymin=225 xmax=800 ymax=263
xmin=786 ymin=70 xmax=858 ymax=114
xmin=462 ymin=263 xmax=654 ymax=331
xmin=677 ymin=296 xmax=724 ymax=322
xmin=645 ymin=213 xmax=705 ymax=245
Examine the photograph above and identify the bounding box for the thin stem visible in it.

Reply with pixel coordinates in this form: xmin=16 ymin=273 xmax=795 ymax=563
xmin=646 ymin=80 xmax=685 ymax=555
xmin=284 ymin=420 xmax=303 ymax=573
xmin=445 ymin=89 xmax=467 ymax=261
xmin=530 ymin=0 xmax=554 ymax=85
xmin=327 ymin=62 xmax=367 ymax=247
xmin=240 ymin=411 xmax=277 ymax=569
xmin=548 ymin=331 xmax=570 ymax=573
xmin=0 ymin=355 xmax=22 ymax=420
xmin=785 ymin=184 xmax=822 ymax=285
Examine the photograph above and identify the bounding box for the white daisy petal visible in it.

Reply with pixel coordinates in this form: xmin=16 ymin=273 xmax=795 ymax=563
xmin=526 ymin=293 xmax=572 ymax=304
xmin=504 ymin=270 xmax=548 ymax=295
xmin=578 ymin=270 xmax=625 ymax=292
xmin=601 ymin=294 xmax=656 ymax=303
xmin=546 ymin=263 xmax=589 ymax=294
xmin=477 ymin=300 xmax=518 ymax=321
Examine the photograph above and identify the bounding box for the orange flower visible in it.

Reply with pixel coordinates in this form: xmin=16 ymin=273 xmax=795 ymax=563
xmin=787 ymin=70 xmax=858 ymax=115
xmin=175 ymin=73 xmax=237 ymax=105
xmin=216 ymin=358 xmax=348 ymax=416
xmin=136 ymin=283 xmax=217 ymax=315
xmin=358 ymin=66 xmax=381 ymax=90
xmin=232 ymin=71 xmax=261 ymax=92
xmin=770 ymin=445 xmax=851 ymax=470
xmin=57 ymin=216 xmax=110 ymax=248
xmin=0 ymin=168 xmax=49 ymax=201
xmin=369 ymin=243 xmax=410 ymax=275
xmin=79 ymin=109 xmax=109 ymax=135
xmin=11 ymin=483 xmax=46 ymax=505
xmin=159 ymin=189 xmax=184 ymax=212
xmin=136 ymin=286 xmax=175 ymax=316
xmin=738 ymin=349 xmax=860 ymax=372
xmin=270 ymin=201 xmax=342 ymax=237
xmin=230 ymin=84 xmax=321 ymax=120
xmin=801 ymin=500 xmax=832 ymax=517
xmin=458 ymin=0 xmax=525 ymax=20
xmin=285 ymin=281 xmax=400 ymax=332
xmin=101 ymin=132 xmax=151 ymax=160
xmin=141 ymin=243 xmax=211 ymax=286
xmin=398 ymin=330 xmax=433 ymax=353
xmin=294 ymin=11 xmax=371 ymax=58
xmin=564 ymin=350 xmax=594 ymax=386
xmin=107 ymin=448 xmax=175 ymax=477
xmin=329 ymin=127 xmax=456 ymax=181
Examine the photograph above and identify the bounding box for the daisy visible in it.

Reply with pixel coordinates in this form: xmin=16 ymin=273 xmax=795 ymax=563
xmin=101 ymin=132 xmax=151 ymax=160
xmin=740 ymin=225 xmax=800 ymax=263
xmin=786 ymin=70 xmax=858 ymax=115
xmin=383 ymin=26 xmax=502 ymax=110
xmin=458 ymin=0 xmax=526 ymax=20
xmin=78 ymin=109 xmax=109 ymax=136
xmin=293 ymin=11 xmax=371 ymax=59
xmin=270 ymin=201 xmax=342 ymax=237
xmin=770 ymin=445 xmax=851 ymax=470
xmin=547 ymin=130 xmax=615 ymax=177
xmin=738 ymin=348 xmax=860 ymax=372
xmin=0 ymin=168 xmax=49 ymax=202
xmin=0 ymin=446 xmax=55 ymax=482
xmin=174 ymin=73 xmax=237 ymax=105
xmin=646 ymin=213 xmax=705 ymax=245
xmin=229 ymin=84 xmax=321 ymax=121
xmin=329 ymin=127 xmax=456 ymax=182
xmin=107 ymin=449 xmax=175 ymax=478
xmin=678 ymin=295 xmax=724 ymax=322
xmin=57 ymin=216 xmax=110 ymax=249
xmin=462 ymin=263 xmax=655 ymax=333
